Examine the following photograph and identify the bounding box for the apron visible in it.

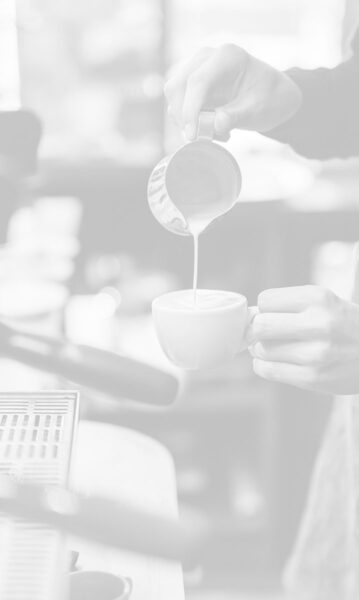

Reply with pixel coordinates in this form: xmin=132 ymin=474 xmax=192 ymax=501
xmin=284 ymin=4 xmax=359 ymax=595
xmin=283 ymin=245 xmax=359 ymax=598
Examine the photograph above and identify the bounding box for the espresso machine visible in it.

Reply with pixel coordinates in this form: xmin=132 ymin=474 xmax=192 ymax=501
xmin=0 ymin=109 xmax=189 ymax=599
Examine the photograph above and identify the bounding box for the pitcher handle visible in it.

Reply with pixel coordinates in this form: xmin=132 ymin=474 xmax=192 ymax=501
xmin=197 ymin=110 xmax=216 ymax=141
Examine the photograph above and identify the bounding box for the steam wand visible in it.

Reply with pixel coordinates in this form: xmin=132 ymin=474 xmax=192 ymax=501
xmin=0 ymin=322 xmax=179 ymax=406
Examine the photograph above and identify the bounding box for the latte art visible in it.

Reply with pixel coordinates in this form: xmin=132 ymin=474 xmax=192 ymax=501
xmin=155 ymin=289 xmax=246 ymax=311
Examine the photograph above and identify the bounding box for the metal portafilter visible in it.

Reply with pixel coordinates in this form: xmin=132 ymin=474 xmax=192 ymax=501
xmin=0 ymin=322 xmax=179 ymax=406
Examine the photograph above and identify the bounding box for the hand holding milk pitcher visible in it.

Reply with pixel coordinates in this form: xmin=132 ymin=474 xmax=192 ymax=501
xmin=148 ymin=110 xmax=256 ymax=370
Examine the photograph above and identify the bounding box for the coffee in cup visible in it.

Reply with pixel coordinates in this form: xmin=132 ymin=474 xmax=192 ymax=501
xmin=152 ymin=289 xmax=252 ymax=370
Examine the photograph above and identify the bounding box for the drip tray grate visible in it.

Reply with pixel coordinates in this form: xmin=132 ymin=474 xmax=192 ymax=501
xmin=0 ymin=391 xmax=79 ymax=600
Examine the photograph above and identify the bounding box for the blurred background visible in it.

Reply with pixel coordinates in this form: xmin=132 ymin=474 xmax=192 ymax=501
xmin=0 ymin=0 xmax=358 ymax=598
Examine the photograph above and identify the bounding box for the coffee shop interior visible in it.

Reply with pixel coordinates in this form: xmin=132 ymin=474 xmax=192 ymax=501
xmin=0 ymin=0 xmax=357 ymax=599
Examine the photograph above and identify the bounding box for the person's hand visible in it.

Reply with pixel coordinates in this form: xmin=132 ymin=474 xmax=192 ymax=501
xmin=247 ymin=286 xmax=359 ymax=395
xmin=165 ymin=44 xmax=302 ymax=141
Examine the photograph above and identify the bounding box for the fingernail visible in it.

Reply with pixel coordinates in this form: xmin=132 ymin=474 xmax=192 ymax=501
xmin=252 ymin=358 xmax=263 ymax=377
xmin=185 ymin=123 xmax=196 ymax=141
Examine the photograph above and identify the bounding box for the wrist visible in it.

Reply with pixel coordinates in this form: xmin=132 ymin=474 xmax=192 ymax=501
xmin=280 ymin=73 xmax=303 ymax=123
xmin=260 ymin=72 xmax=302 ymax=133
xmin=263 ymin=72 xmax=304 ymax=143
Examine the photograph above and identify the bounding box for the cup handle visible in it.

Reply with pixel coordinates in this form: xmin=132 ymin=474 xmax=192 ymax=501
xmin=239 ymin=305 xmax=259 ymax=352
xmin=122 ymin=576 xmax=133 ymax=599
xmin=197 ymin=110 xmax=216 ymax=141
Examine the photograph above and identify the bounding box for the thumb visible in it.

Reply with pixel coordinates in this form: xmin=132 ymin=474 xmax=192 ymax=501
xmin=214 ymin=109 xmax=235 ymax=138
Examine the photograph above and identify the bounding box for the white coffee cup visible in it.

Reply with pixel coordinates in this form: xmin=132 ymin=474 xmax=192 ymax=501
xmin=152 ymin=289 xmax=253 ymax=370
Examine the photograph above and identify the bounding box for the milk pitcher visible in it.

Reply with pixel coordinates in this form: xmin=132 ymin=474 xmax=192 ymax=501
xmin=147 ymin=111 xmax=242 ymax=236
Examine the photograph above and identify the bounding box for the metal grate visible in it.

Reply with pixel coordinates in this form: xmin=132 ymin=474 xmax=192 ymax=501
xmin=0 ymin=391 xmax=79 ymax=600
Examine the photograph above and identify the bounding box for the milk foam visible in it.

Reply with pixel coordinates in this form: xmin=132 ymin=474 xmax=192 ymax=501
xmin=156 ymin=289 xmax=244 ymax=311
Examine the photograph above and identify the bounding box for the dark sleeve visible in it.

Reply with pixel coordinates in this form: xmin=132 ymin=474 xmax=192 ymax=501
xmin=0 ymin=110 xmax=42 ymax=174
xmin=266 ymin=31 xmax=359 ymax=159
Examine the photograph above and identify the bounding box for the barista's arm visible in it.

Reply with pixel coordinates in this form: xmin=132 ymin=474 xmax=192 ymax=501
xmin=165 ymin=31 xmax=359 ymax=159
xmin=266 ymin=32 xmax=359 ymax=159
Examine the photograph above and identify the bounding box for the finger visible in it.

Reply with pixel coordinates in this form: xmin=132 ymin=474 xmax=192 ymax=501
xmin=257 ymin=286 xmax=336 ymax=313
xmin=165 ymin=48 xmax=213 ymax=129
xmin=164 ymin=48 xmax=213 ymax=101
xmin=339 ymin=300 xmax=359 ymax=341
xmin=248 ymin=340 xmax=335 ymax=366
xmin=214 ymin=109 xmax=234 ymax=139
xmin=212 ymin=47 xmax=249 ymax=138
xmin=182 ymin=65 xmax=214 ymax=140
xmin=252 ymin=358 xmax=317 ymax=390
xmin=213 ymin=124 xmax=231 ymax=142
xmin=248 ymin=312 xmax=313 ymax=343
xmin=182 ymin=46 xmax=245 ymax=139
